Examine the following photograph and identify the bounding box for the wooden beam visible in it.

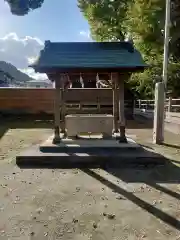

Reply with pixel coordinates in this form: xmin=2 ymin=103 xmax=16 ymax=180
xmin=54 ymin=67 xmax=145 ymax=74
xmin=45 ymin=68 xmax=145 ymax=82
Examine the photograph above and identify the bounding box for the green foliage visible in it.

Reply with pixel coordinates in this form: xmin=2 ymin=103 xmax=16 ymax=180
xmin=167 ymin=61 xmax=180 ymax=97
xmin=78 ymin=0 xmax=129 ymax=41
xmin=125 ymin=0 xmax=165 ymax=46
xmin=78 ymin=0 xmax=180 ymax=98
xmin=5 ymin=0 xmax=44 ymax=15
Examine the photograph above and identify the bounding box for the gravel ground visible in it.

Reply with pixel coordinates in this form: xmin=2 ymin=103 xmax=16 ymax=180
xmin=0 ymin=117 xmax=180 ymax=239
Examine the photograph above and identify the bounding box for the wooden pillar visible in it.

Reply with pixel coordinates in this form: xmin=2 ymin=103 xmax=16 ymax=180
xmin=53 ymin=78 xmax=61 ymax=144
xmin=118 ymin=73 xmax=127 ymax=143
xmin=112 ymin=73 xmax=119 ymax=134
xmin=60 ymin=74 xmax=67 ymax=138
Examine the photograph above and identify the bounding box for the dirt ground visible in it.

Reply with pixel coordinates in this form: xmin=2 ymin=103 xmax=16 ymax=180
xmin=0 ymin=116 xmax=180 ymax=240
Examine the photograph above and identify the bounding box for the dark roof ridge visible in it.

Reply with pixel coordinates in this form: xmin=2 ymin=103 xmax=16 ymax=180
xmin=44 ymin=41 xmax=134 ymax=53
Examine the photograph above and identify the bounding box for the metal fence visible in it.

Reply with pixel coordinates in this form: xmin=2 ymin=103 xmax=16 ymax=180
xmin=135 ymin=97 xmax=180 ymax=112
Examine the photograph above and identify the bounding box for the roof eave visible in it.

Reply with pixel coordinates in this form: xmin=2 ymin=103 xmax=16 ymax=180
xmin=29 ymin=65 xmax=148 ymax=74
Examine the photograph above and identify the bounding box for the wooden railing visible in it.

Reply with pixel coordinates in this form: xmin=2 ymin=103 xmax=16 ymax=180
xmin=135 ymin=97 xmax=180 ymax=112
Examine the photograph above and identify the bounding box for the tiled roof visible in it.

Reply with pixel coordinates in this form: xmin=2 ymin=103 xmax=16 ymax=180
xmin=30 ymin=41 xmax=147 ymax=73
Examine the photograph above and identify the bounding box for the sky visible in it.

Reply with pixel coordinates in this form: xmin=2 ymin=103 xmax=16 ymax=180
xmin=0 ymin=0 xmax=91 ymax=80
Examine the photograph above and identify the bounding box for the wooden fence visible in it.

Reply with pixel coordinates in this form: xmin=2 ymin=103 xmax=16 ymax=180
xmin=0 ymin=88 xmax=133 ymax=116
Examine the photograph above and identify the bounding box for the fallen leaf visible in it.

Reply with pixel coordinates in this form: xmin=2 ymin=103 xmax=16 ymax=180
xmin=30 ymin=232 xmax=35 ymax=236
xmin=72 ymin=218 xmax=78 ymax=223
xmin=93 ymin=222 xmax=98 ymax=229
xmin=107 ymin=213 xmax=115 ymax=220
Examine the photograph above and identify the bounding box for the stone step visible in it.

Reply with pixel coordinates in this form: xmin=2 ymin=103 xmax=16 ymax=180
xmin=40 ymin=146 xmax=141 ymax=153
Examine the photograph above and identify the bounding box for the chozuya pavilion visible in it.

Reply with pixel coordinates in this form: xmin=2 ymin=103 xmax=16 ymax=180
xmin=31 ymin=41 xmax=147 ymax=144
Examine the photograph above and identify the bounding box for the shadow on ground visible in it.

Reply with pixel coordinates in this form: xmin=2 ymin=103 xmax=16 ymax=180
xmin=162 ymin=142 xmax=180 ymax=150
xmin=83 ymin=162 xmax=180 ymax=231
xmin=3 ymin=114 xmax=180 ymax=233
xmin=0 ymin=125 xmax=8 ymax=140
xmin=16 ymin=141 xmax=169 ymax=169
xmin=127 ymin=116 xmax=153 ymax=129
xmin=16 ymin=139 xmax=180 ymax=231
xmin=0 ymin=114 xmax=152 ymax=141
xmin=0 ymin=114 xmax=53 ymax=140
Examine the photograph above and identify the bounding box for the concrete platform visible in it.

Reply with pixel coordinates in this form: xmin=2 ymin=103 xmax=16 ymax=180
xmin=39 ymin=135 xmax=140 ymax=153
xmin=16 ymin=136 xmax=168 ymax=168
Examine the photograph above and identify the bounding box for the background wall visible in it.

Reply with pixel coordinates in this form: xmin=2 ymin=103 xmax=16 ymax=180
xmin=0 ymin=88 xmax=134 ymax=117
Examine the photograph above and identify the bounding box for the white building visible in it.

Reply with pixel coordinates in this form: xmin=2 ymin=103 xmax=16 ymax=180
xmin=26 ymin=79 xmax=53 ymax=88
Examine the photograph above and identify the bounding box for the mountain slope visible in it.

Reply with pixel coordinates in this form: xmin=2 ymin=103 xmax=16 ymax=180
xmin=0 ymin=61 xmax=33 ymax=86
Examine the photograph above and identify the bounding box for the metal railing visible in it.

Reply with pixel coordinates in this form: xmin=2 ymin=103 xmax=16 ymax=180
xmin=135 ymin=97 xmax=180 ymax=113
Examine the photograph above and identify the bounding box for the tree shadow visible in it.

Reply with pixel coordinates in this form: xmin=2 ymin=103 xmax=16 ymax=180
xmin=83 ymin=168 xmax=180 ymax=231
xmin=147 ymin=182 xmax=180 ymax=201
xmin=0 ymin=114 xmax=152 ymax=142
xmin=0 ymin=126 xmax=8 ymax=140
xmin=162 ymin=143 xmax=180 ymax=150
xmin=105 ymin=161 xmax=180 ymax=201
xmin=0 ymin=112 xmax=153 ymax=141
xmin=107 ymin=161 xmax=180 ymax=184
xmin=0 ymin=114 xmax=53 ymax=140
xmin=139 ymin=144 xmax=154 ymax=150
xmin=126 ymin=118 xmax=153 ymax=129
xmin=0 ymin=116 xmax=11 ymax=140
xmin=16 ymin=139 xmax=180 ymax=231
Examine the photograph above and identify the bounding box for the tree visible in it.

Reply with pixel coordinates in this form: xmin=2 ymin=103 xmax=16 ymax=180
xmin=78 ymin=0 xmax=166 ymax=52
xmin=78 ymin=0 xmax=130 ymax=41
xmin=5 ymin=0 xmax=44 ymax=15
xmin=78 ymin=0 xmax=180 ymax=98
xmin=125 ymin=0 xmax=180 ymax=97
xmin=6 ymin=0 xmax=180 ymax=97
xmin=170 ymin=0 xmax=180 ymax=61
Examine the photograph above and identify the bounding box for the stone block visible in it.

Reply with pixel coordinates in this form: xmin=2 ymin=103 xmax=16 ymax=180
xmin=66 ymin=114 xmax=113 ymax=136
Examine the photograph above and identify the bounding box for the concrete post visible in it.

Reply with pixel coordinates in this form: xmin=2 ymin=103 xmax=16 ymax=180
xmin=153 ymin=82 xmax=165 ymax=144
xmin=53 ymin=79 xmax=61 ymax=144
